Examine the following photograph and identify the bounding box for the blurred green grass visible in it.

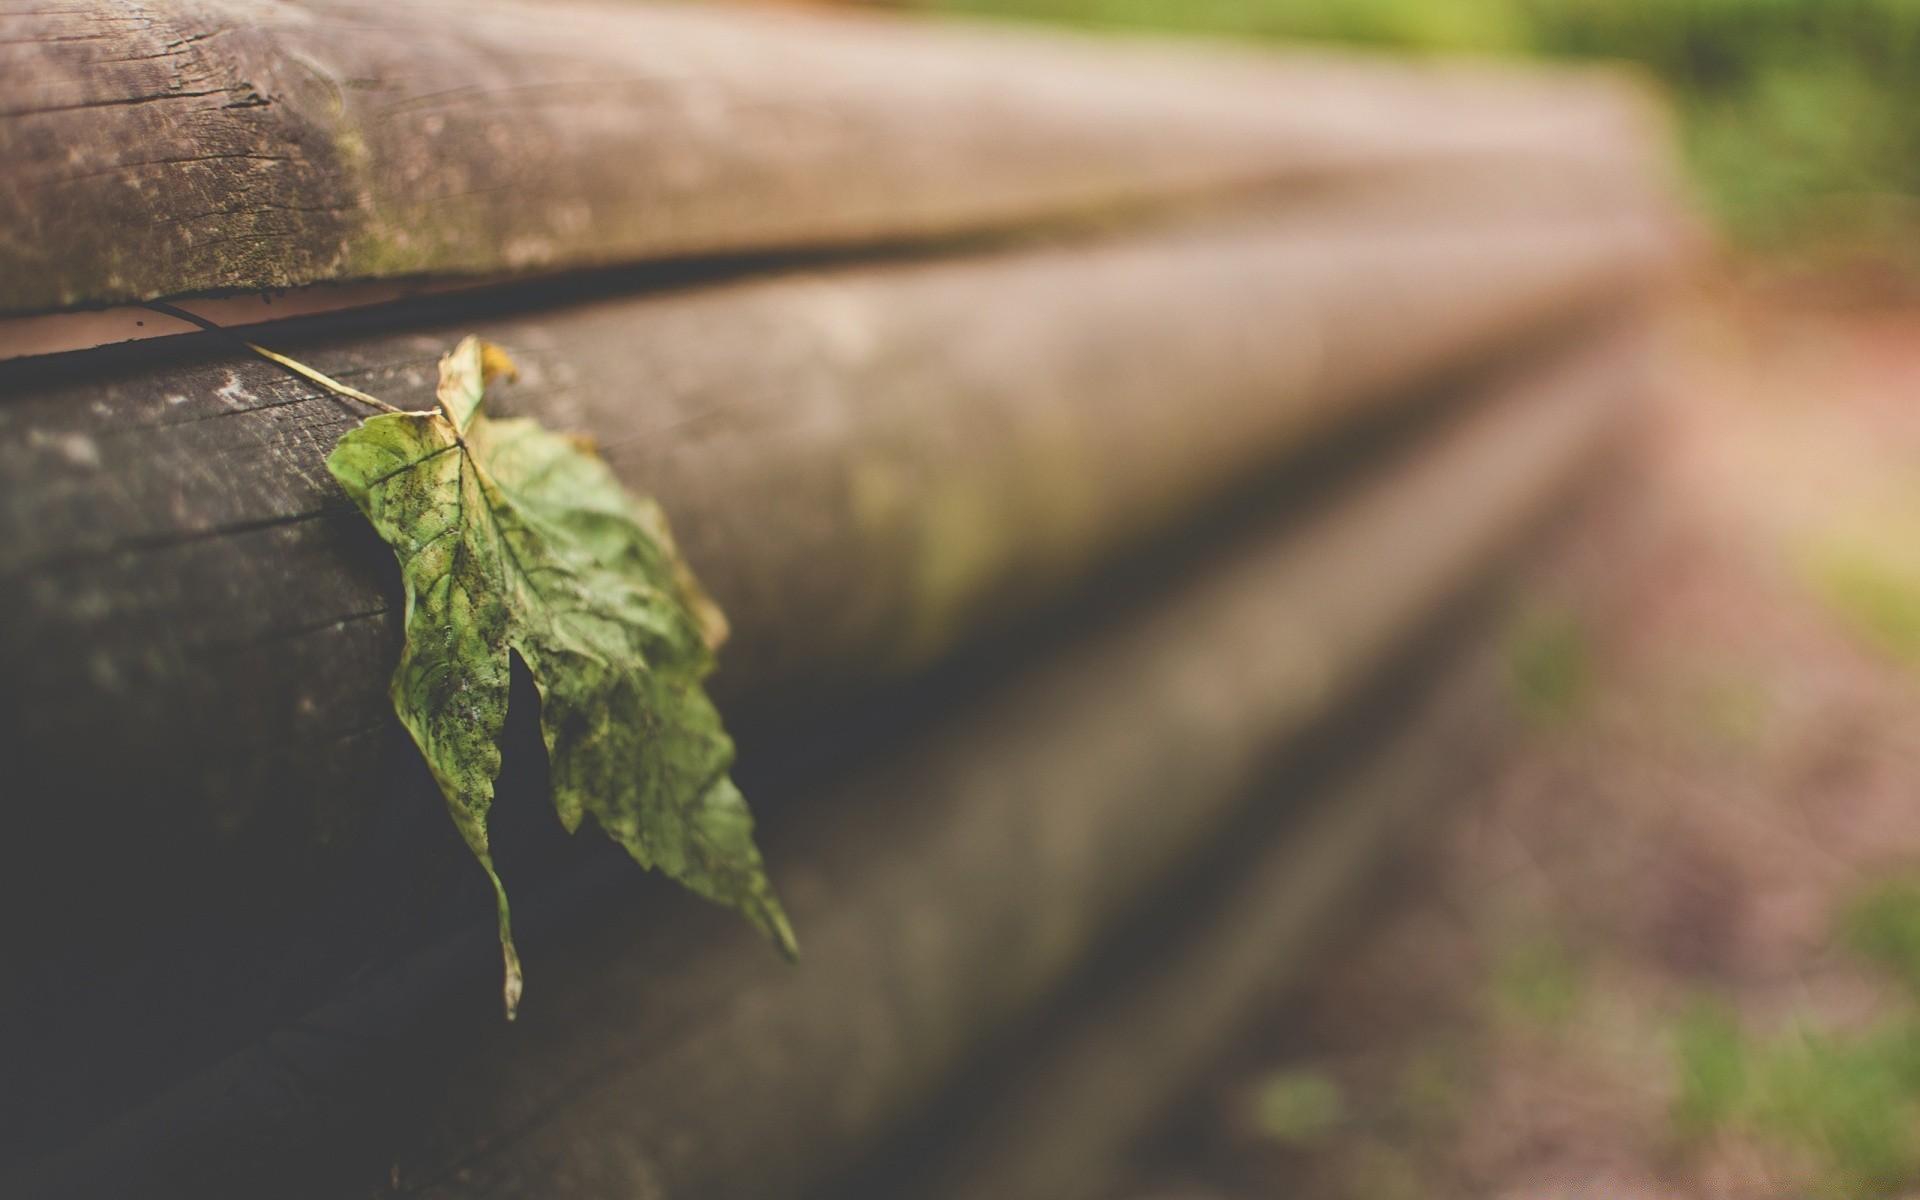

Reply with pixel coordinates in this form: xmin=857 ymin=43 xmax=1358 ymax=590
xmin=1810 ymin=545 xmax=1920 ymax=669
xmin=1248 ymin=1067 xmax=1346 ymax=1146
xmin=904 ymin=0 xmax=1920 ymax=254
xmin=1667 ymin=876 xmax=1920 ymax=1197
xmin=1505 ymin=606 xmax=1593 ymax=726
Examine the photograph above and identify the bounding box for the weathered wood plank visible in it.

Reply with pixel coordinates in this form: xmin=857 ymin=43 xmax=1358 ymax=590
xmin=0 ymin=0 xmax=1670 ymax=312
xmin=3 ymin=323 xmax=1638 ymax=1200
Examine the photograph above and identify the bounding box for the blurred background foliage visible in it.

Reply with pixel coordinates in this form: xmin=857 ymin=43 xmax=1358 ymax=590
xmin=892 ymin=0 xmax=1920 ymax=256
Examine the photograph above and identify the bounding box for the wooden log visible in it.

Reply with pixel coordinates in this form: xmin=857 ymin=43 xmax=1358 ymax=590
xmin=2 ymin=324 xmax=1640 ymax=1198
xmin=0 ymin=0 xmax=1673 ymax=313
xmin=892 ymin=641 xmax=1515 ymax=1200
xmin=0 ymin=192 xmax=1668 ymax=972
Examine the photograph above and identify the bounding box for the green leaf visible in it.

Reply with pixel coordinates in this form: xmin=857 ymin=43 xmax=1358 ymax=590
xmin=325 ymin=337 xmax=795 ymax=1018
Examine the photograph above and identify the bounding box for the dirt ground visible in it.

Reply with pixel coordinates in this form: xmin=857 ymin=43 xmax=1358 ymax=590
xmin=1121 ymin=278 xmax=1920 ymax=1199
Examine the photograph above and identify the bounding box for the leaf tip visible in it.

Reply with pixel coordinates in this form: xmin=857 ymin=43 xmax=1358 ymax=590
xmin=503 ymin=962 xmax=524 ymax=1021
xmin=438 ymin=336 xmax=520 ymax=434
xmin=764 ymin=898 xmax=801 ymax=965
xmin=482 ymin=856 xmax=525 ymax=1021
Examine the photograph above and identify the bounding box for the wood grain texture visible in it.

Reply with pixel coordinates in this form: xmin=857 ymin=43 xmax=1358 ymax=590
xmin=5 ymin=325 xmax=1637 ymax=1200
xmin=0 ymin=0 xmax=1672 ymax=312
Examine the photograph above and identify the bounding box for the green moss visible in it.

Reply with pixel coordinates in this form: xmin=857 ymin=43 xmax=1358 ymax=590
xmin=899 ymin=477 xmax=1012 ymax=669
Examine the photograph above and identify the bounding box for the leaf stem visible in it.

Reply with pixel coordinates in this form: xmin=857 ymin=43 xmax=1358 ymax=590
xmin=143 ymin=301 xmax=405 ymax=415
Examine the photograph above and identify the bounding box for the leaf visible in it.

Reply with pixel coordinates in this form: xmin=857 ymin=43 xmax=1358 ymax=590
xmin=325 ymin=337 xmax=795 ymax=1018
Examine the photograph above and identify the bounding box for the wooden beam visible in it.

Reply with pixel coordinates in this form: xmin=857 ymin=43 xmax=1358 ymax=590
xmin=0 ymin=0 xmax=1672 ymax=312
